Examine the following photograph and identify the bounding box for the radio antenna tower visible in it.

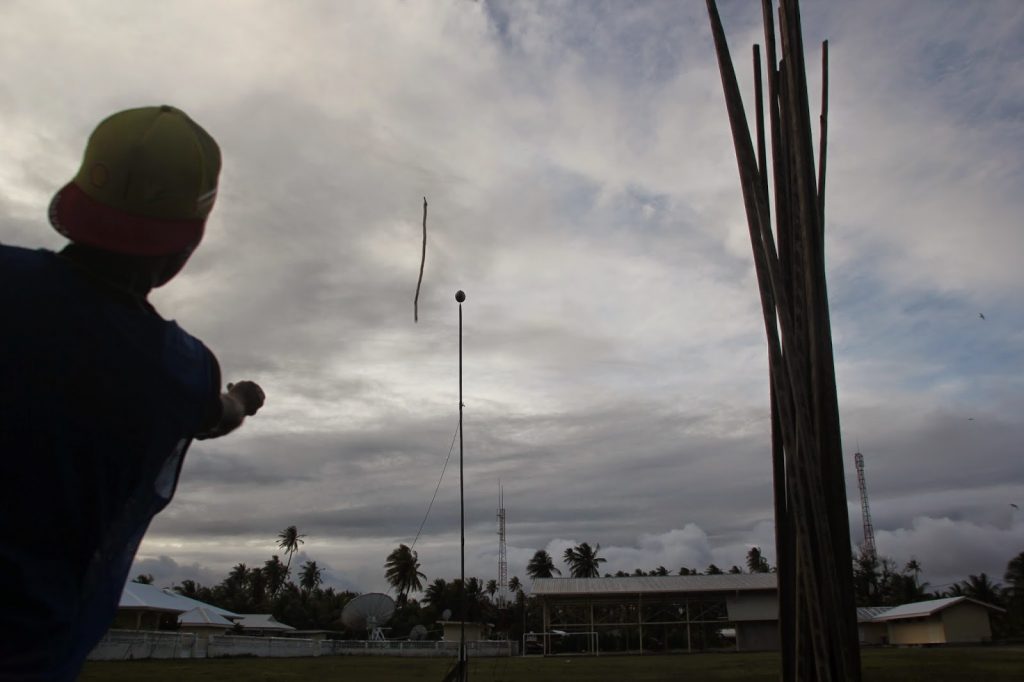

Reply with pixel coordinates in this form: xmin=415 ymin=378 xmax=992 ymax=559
xmin=496 ymin=482 xmax=508 ymax=608
xmin=854 ymin=452 xmax=876 ymax=560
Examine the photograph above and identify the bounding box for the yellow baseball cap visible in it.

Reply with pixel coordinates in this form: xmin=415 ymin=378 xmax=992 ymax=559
xmin=49 ymin=105 xmax=221 ymax=256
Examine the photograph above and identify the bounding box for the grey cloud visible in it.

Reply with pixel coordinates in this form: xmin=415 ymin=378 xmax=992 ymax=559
xmin=3 ymin=1 xmax=1023 ymax=595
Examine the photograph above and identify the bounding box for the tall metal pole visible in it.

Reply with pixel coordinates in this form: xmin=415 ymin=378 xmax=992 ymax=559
xmin=456 ymin=289 xmax=467 ymax=681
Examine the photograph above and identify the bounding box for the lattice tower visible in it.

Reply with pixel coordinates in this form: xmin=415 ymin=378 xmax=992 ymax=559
xmin=854 ymin=452 xmax=876 ymax=559
xmin=496 ymin=484 xmax=508 ymax=607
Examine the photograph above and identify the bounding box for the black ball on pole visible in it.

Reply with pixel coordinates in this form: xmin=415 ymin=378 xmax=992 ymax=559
xmin=455 ymin=290 xmax=466 ymax=303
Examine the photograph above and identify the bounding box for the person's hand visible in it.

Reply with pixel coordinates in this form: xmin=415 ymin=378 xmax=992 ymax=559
xmin=227 ymin=381 xmax=265 ymax=416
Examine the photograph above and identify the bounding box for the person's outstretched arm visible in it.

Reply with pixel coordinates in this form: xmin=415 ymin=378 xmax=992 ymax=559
xmin=197 ymin=380 xmax=265 ymax=439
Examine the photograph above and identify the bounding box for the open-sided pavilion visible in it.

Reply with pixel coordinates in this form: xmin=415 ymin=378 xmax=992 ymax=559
xmin=529 ymin=574 xmax=778 ymax=655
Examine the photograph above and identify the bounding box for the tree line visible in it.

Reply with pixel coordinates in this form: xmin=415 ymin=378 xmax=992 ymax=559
xmin=134 ymin=526 xmax=357 ymax=632
xmin=135 ymin=529 xmax=1024 ymax=641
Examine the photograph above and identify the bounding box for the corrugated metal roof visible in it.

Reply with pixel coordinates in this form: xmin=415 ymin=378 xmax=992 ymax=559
xmin=119 ymin=583 xmax=190 ymax=612
xmin=530 ymin=573 xmax=777 ymax=596
xmin=856 ymin=606 xmax=892 ymax=622
xmin=870 ymin=596 xmax=1004 ymax=622
xmin=236 ymin=614 xmax=296 ymax=631
xmin=160 ymin=589 xmax=240 ymax=619
xmin=178 ymin=606 xmax=234 ymax=627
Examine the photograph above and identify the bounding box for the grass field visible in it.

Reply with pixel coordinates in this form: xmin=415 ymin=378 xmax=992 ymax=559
xmin=79 ymin=646 xmax=1024 ymax=681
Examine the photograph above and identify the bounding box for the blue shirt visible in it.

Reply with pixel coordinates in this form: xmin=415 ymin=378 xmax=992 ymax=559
xmin=0 ymin=245 xmax=218 ymax=680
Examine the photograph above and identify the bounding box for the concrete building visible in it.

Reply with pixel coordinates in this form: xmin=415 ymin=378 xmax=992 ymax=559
xmin=177 ymin=606 xmax=234 ymax=638
xmin=235 ymin=614 xmax=296 ymax=637
xmin=439 ymin=621 xmax=489 ymax=643
xmin=530 ymin=574 xmax=778 ymax=655
xmin=856 ymin=606 xmax=891 ymax=645
xmin=113 ymin=582 xmax=190 ymax=631
xmin=866 ymin=597 xmax=1004 ymax=645
xmin=111 ymin=582 xmax=242 ymax=632
xmin=531 ymin=577 xmax=1006 ymax=653
xmin=160 ymin=590 xmax=240 ymax=622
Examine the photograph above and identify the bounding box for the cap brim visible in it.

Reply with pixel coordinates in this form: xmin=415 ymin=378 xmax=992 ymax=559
xmin=49 ymin=182 xmax=205 ymax=256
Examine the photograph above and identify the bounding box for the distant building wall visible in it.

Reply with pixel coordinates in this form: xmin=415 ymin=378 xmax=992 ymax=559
xmin=858 ymin=622 xmax=888 ymax=645
xmin=888 ymin=619 xmax=945 ymax=645
xmin=941 ymin=604 xmax=992 ymax=643
xmin=111 ymin=610 xmax=177 ymax=631
xmin=736 ymin=621 xmax=779 ymax=651
xmin=440 ymin=622 xmax=484 ymax=642
xmin=727 ymin=593 xmax=778 ymax=621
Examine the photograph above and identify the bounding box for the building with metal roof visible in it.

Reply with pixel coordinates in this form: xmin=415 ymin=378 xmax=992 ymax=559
xmin=531 ymin=574 xmax=777 ymax=596
xmin=528 ymin=576 xmax=1005 ymax=654
xmin=112 ymin=582 xmax=192 ymax=631
xmin=862 ymin=597 xmax=1004 ymax=645
xmin=529 ymin=574 xmax=778 ymax=655
xmin=177 ymin=606 xmax=234 ymax=637
xmin=160 ymin=588 xmax=240 ymax=621
xmin=235 ymin=614 xmax=296 ymax=636
xmin=111 ymin=582 xmax=241 ymax=632
xmin=119 ymin=582 xmax=191 ymax=612
xmin=856 ymin=606 xmax=893 ymax=645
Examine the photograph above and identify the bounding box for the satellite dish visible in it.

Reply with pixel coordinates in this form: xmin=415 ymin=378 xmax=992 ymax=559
xmin=342 ymin=593 xmax=396 ymax=641
xmin=409 ymin=624 xmax=428 ymax=641
xmin=441 ymin=608 xmax=452 ymax=622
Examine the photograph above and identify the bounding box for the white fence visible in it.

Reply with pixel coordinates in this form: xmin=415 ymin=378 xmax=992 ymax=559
xmin=324 ymin=640 xmax=517 ymax=657
xmin=208 ymin=635 xmax=320 ymax=658
xmin=88 ymin=631 xmax=517 ymax=661
xmin=89 ymin=630 xmax=202 ymax=660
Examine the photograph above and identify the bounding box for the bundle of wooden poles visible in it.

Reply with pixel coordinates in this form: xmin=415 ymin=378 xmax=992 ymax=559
xmin=706 ymin=1 xmax=861 ymax=680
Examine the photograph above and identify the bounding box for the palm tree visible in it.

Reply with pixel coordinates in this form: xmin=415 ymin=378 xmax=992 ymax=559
xmin=424 ymin=578 xmax=447 ymax=610
xmin=248 ymin=566 xmax=267 ymax=604
xmin=299 ymin=560 xmax=322 ymax=596
xmin=508 ymin=576 xmax=522 ymax=594
xmin=652 ymin=566 xmax=669 ymax=576
xmin=746 ymin=546 xmax=770 ymax=573
xmin=905 ymin=558 xmax=922 ymax=588
xmin=852 ymin=549 xmax=880 ymax=604
xmin=1005 ymin=551 xmax=1024 ymax=637
xmin=486 ymin=579 xmax=498 ymax=601
xmin=526 ymin=550 xmax=562 ymax=579
xmin=174 ymin=579 xmax=201 ymax=598
xmin=1005 ymin=551 xmax=1024 ymax=593
xmin=276 ymin=526 xmax=306 ymax=587
xmin=384 ymin=543 xmax=426 ymax=604
xmin=706 ymin=564 xmax=723 ymax=575
xmin=563 ymin=542 xmax=607 ymax=578
xmin=728 ymin=565 xmax=743 ymax=574
xmin=961 ymin=573 xmax=1004 ymax=606
xmin=228 ymin=563 xmax=248 ymax=588
xmin=263 ymin=555 xmax=288 ymax=598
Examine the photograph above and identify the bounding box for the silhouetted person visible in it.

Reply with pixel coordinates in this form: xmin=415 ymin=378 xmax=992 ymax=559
xmin=0 ymin=106 xmax=265 ymax=680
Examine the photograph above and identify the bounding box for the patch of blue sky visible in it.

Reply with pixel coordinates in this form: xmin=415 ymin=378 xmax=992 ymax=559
xmin=865 ymin=5 xmax=1024 ymax=130
xmin=483 ymin=0 xmax=707 ymax=87
xmin=831 ymin=266 xmax=1023 ymax=402
xmin=532 ymin=164 xmax=605 ymax=230
xmin=536 ymin=170 xmax=751 ymax=284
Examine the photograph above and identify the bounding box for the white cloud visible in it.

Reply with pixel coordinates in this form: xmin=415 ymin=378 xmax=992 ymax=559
xmin=876 ymin=516 xmax=1024 ymax=591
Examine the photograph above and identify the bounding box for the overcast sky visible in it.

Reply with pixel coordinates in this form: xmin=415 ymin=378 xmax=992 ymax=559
xmin=2 ymin=0 xmax=1023 ymax=598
